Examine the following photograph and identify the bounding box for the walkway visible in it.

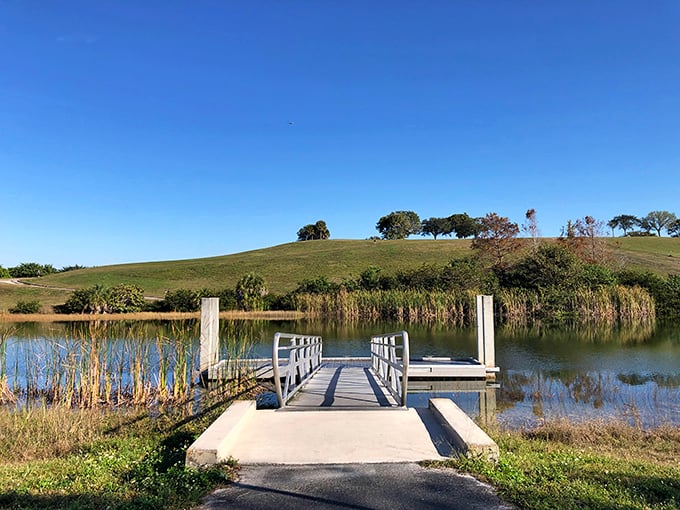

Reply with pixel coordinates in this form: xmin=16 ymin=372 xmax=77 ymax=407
xmin=195 ymin=463 xmax=515 ymax=510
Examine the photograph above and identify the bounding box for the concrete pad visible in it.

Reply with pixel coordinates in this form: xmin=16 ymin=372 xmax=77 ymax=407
xmin=186 ymin=400 xmax=257 ymax=468
xmin=225 ymin=407 xmax=451 ymax=464
xmin=429 ymin=398 xmax=499 ymax=463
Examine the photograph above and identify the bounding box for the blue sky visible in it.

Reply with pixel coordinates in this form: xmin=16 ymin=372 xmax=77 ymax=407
xmin=1 ymin=1 xmax=678 ymax=268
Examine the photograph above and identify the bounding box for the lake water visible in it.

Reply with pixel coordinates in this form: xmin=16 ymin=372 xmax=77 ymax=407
xmin=2 ymin=319 xmax=679 ymax=429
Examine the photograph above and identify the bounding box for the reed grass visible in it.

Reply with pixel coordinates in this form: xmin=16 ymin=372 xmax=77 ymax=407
xmin=293 ymin=285 xmax=656 ymax=326
xmin=3 ymin=319 xmax=258 ymax=409
xmin=293 ymin=289 xmax=478 ymax=325
xmin=496 ymin=285 xmax=655 ymax=326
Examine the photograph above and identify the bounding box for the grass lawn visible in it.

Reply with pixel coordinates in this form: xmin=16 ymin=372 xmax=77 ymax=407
xmin=438 ymin=420 xmax=680 ymax=510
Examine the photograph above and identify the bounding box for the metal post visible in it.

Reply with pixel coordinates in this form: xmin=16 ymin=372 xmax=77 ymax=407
xmin=475 ymin=295 xmax=495 ymax=368
xmin=200 ymin=298 xmax=219 ymax=374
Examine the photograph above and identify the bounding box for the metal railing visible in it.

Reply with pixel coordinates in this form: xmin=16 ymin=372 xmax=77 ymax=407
xmin=370 ymin=331 xmax=409 ymax=407
xmin=272 ymin=332 xmax=323 ymax=408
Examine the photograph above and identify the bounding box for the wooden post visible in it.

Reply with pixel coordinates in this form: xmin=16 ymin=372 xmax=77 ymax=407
xmin=200 ymin=298 xmax=219 ymax=374
xmin=475 ymin=295 xmax=495 ymax=368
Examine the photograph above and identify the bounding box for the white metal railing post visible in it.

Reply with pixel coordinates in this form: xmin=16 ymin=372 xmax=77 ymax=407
xmin=272 ymin=332 xmax=323 ymax=408
xmin=369 ymin=330 xmax=410 ymax=407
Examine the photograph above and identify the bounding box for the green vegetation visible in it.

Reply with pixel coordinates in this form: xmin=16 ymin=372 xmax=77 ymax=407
xmin=9 ymin=300 xmax=41 ymax=314
xmin=2 ymin=237 xmax=679 ymax=318
xmin=0 ymin=403 xmax=238 ymax=509
xmin=437 ymin=420 xmax=680 ymax=510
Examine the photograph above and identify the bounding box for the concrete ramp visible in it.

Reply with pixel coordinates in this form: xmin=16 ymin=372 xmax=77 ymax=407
xmin=187 ymin=398 xmax=499 ymax=467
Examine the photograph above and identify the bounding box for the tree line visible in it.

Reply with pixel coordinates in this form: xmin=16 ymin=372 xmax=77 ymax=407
xmin=295 ymin=209 xmax=679 ymax=242
xmin=0 ymin=262 xmax=86 ymax=279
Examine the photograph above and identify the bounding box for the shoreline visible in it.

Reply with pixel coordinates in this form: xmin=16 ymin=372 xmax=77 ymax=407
xmin=0 ymin=310 xmax=307 ymax=323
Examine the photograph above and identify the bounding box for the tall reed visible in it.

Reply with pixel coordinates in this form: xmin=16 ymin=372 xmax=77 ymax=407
xmin=293 ymin=289 xmax=478 ymax=325
xmin=0 ymin=326 xmax=16 ymax=403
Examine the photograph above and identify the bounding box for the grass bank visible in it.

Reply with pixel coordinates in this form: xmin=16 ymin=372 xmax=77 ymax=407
xmin=0 ymin=310 xmax=305 ymax=323
xmin=438 ymin=420 xmax=680 ymax=510
xmin=0 ymin=396 xmax=249 ymax=509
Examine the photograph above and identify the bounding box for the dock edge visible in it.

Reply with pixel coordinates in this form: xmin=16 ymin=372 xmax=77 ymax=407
xmin=428 ymin=398 xmax=499 ymax=463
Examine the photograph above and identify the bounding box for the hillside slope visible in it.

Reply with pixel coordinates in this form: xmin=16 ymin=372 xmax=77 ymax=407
xmin=2 ymin=237 xmax=678 ymax=312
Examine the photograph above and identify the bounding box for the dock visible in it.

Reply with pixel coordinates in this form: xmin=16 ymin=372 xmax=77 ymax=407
xmin=187 ymin=316 xmax=501 ymax=467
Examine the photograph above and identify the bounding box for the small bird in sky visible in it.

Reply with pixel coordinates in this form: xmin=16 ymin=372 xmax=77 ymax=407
xmin=288 ymin=121 xmax=295 ymax=125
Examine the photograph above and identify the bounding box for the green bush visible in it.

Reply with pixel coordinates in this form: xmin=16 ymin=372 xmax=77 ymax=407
xmin=9 ymin=300 xmax=41 ymax=314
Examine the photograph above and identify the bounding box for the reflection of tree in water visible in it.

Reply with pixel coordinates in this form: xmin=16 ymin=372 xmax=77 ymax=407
xmin=617 ymin=373 xmax=680 ymax=388
xmin=561 ymin=372 xmax=605 ymax=408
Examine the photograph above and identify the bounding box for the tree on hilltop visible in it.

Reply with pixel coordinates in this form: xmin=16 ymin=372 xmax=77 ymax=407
xmin=420 ymin=217 xmax=452 ymax=239
xmin=448 ymin=213 xmax=480 ymax=239
xmin=640 ymin=211 xmax=677 ymax=237
xmin=376 ymin=211 xmax=421 ymax=240
xmin=297 ymin=220 xmax=330 ymax=241
xmin=607 ymin=214 xmax=639 ymax=236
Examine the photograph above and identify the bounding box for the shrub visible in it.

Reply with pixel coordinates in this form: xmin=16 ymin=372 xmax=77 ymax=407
xmin=9 ymin=300 xmax=41 ymax=314
xmin=235 ymin=273 xmax=268 ymax=311
xmin=0 ymin=266 xmax=10 ymax=279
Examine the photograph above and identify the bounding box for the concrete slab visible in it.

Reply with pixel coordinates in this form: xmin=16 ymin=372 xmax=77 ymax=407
xmin=186 ymin=400 xmax=257 ymax=468
xmin=224 ymin=406 xmax=452 ymax=464
xmin=429 ymin=397 xmax=499 ymax=463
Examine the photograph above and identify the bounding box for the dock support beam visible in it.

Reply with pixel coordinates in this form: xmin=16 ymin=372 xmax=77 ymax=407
xmin=475 ymin=295 xmax=495 ymax=368
xmin=200 ymin=298 xmax=219 ymax=374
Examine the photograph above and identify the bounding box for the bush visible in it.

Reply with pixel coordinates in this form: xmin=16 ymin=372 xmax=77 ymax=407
xmin=9 ymin=300 xmax=41 ymax=314
xmin=59 ymin=284 xmax=146 ymax=314
xmin=498 ymin=244 xmax=582 ymax=290
xmin=9 ymin=262 xmax=56 ymax=278
xmin=159 ymin=289 xmax=201 ymax=312
xmin=295 ymin=275 xmax=340 ymax=294
xmin=0 ymin=266 xmax=10 ymax=279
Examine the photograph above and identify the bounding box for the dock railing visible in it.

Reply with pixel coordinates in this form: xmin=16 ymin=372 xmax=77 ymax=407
xmin=370 ymin=331 xmax=409 ymax=407
xmin=272 ymin=332 xmax=323 ymax=408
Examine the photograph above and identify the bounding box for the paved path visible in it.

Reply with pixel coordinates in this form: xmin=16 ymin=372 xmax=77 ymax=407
xmin=195 ymin=463 xmax=514 ymax=510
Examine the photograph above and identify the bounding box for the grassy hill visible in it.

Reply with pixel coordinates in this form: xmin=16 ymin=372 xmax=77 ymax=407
xmin=1 ymin=237 xmax=678 ymax=313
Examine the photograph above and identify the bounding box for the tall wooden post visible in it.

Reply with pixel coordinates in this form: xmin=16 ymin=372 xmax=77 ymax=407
xmin=475 ymin=295 xmax=495 ymax=368
xmin=200 ymin=298 xmax=219 ymax=374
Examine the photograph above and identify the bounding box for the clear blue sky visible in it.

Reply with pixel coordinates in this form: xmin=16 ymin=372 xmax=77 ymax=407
xmin=1 ymin=1 xmax=678 ymax=268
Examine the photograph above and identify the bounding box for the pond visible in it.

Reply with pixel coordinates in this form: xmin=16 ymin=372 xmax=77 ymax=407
xmin=2 ymin=319 xmax=679 ymax=429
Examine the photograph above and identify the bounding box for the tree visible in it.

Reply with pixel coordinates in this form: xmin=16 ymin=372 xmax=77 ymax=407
xmin=640 ymin=211 xmax=677 ymax=237
xmin=297 ymin=220 xmax=330 ymax=241
xmin=522 ymin=208 xmax=541 ymax=252
xmin=376 ymin=211 xmax=421 ymax=240
xmin=608 ymin=214 xmax=640 ymax=236
xmin=559 ymin=215 xmax=607 ymax=264
xmin=669 ymin=219 xmax=680 ymax=238
xmin=235 ymin=272 xmax=268 ymax=311
xmin=0 ymin=266 xmax=10 ymax=279
xmin=9 ymin=262 xmax=57 ymax=278
xmin=471 ymin=212 xmax=521 ymax=267
xmin=448 ymin=213 xmax=479 ymax=239
xmin=420 ymin=217 xmax=452 ymax=240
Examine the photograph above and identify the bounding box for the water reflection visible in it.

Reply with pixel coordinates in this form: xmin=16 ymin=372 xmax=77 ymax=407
xmin=1 ymin=319 xmax=679 ymax=428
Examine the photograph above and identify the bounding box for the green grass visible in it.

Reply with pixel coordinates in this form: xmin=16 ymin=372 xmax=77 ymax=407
xmin=607 ymin=237 xmax=680 ymax=274
xmin=0 ymin=402 xmax=240 ymax=509
xmin=435 ymin=420 xmax=680 ymax=510
xmin=3 ymin=237 xmax=678 ymax=312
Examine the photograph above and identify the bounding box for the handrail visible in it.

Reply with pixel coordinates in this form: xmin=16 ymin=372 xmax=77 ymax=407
xmin=272 ymin=332 xmax=323 ymax=408
xmin=370 ymin=330 xmax=409 ymax=407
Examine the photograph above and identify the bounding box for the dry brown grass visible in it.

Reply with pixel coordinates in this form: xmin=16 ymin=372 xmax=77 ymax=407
xmin=0 ymin=310 xmax=306 ymax=323
xmin=0 ymin=406 xmax=137 ymax=463
xmin=523 ymin=418 xmax=680 ymax=467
